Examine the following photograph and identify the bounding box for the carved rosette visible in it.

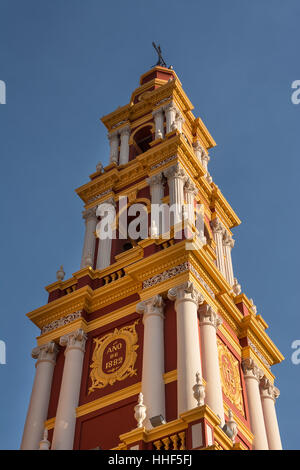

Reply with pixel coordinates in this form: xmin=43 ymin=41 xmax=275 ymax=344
xmin=136 ymin=295 xmax=164 ymax=322
xmin=242 ymin=358 xmax=264 ymax=382
xmin=199 ymin=304 xmax=222 ymax=330
xmin=168 ymin=281 xmax=204 ymax=307
xmin=60 ymin=329 xmax=87 ymax=353
xmin=260 ymin=376 xmax=280 ymax=402
xmin=32 ymin=341 xmax=58 ymax=365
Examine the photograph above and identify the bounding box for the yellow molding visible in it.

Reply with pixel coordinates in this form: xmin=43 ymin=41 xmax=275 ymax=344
xmin=76 ymin=382 xmax=141 ymax=418
xmin=44 ymin=417 xmax=55 ymax=431
xmin=163 ymin=369 xmax=177 ymax=384
xmin=240 ymin=313 xmax=284 ymax=365
xmin=37 ymin=318 xmax=88 ymax=346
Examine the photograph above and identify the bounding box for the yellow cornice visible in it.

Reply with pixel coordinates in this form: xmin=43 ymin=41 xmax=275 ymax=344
xmin=240 ymin=313 xmax=284 ymax=365
xmin=241 ymin=345 xmax=275 ymax=382
xmin=211 ymin=184 xmax=241 ymax=229
xmin=27 ymin=285 xmax=93 ymax=329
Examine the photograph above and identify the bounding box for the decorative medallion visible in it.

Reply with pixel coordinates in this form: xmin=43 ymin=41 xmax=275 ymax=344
xmin=89 ymin=320 xmax=139 ymax=393
xmin=217 ymin=340 xmax=244 ymax=416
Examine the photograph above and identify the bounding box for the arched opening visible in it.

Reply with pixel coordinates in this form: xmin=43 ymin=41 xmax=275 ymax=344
xmin=132 ymin=125 xmax=153 ymax=155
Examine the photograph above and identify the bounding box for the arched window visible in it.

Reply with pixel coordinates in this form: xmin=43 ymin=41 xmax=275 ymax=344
xmin=132 ymin=125 xmax=153 ymax=154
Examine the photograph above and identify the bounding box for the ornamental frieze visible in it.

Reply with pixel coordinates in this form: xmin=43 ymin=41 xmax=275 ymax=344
xmin=41 ymin=311 xmax=82 ymax=334
xmin=89 ymin=320 xmax=139 ymax=393
xmin=142 ymin=261 xmax=215 ymax=298
xmin=217 ymin=340 xmax=244 ymax=416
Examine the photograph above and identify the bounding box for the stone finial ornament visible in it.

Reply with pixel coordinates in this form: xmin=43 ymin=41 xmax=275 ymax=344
xmin=227 ymin=409 xmax=238 ymax=443
xmin=249 ymin=299 xmax=257 ymax=314
xmin=149 ymin=220 xmax=159 ymax=239
xmin=232 ymin=278 xmax=241 ymax=296
xmin=193 ymin=372 xmax=205 ymax=407
xmin=96 ymin=162 xmax=104 ymax=173
xmin=56 ymin=265 xmax=65 ymax=281
xmin=39 ymin=428 xmax=50 ymax=450
xmin=134 ymin=393 xmax=147 ymax=428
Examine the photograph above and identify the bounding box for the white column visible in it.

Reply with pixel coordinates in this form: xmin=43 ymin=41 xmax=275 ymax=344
xmin=96 ymin=197 xmax=116 ymax=270
xmin=21 ymin=342 xmax=58 ymax=450
xmin=192 ymin=141 xmax=203 ymax=163
xmin=152 ymin=108 xmax=165 ymax=139
xmin=260 ymin=377 xmax=282 ymax=450
xmin=80 ymin=207 xmax=97 ymax=269
xmin=223 ymin=232 xmax=235 ymax=287
xmin=109 ymin=131 xmax=119 ymax=164
xmin=136 ymin=295 xmax=165 ymax=428
xmin=199 ymin=304 xmax=225 ymax=425
xmin=184 ymin=177 xmax=197 ymax=226
xmin=51 ymin=329 xmax=87 ymax=450
xmin=164 ymin=102 xmax=177 ymax=134
xmin=173 ymin=112 xmax=184 ymax=133
xmin=168 ymin=281 xmax=204 ymax=415
xmin=242 ymin=358 xmax=269 ymax=450
xmin=164 ymin=163 xmax=186 ymax=226
xmin=119 ymin=126 xmax=130 ymax=165
xmin=201 ymin=153 xmax=210 ymax=175
xmin=211 ymin=218 xmax=226 ymax=277
xmin=147 ymin=173 xmax=164 ymax=205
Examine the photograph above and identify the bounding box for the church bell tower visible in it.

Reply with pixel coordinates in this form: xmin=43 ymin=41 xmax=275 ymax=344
xmin=21 ymin=64 xmax=284 ymax=450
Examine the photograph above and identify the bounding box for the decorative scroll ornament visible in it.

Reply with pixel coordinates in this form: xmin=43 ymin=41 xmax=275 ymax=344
xmin=217 ymin=340 xmax=244 ymax=416
xmin=89 ymin=320 xmax=139 ymax=393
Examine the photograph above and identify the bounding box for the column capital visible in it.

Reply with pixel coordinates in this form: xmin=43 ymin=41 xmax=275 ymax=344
xmin=108 ymin=130 xmax=119 ymax=139
xmin=242 ymin=358 xmax=264 ymax=381
xmin=32 ymin=342 xmax=58 ymax=365
xmin=152 ymin=107 xmax=164 ymax=117
xmin=192 ymin=140 xmax=204 ymax=152
xmin=136 ymin=294 xmax=164 ymax=321
xmin=198 ymin=304 xmax=222 ymax=329
xmin=82 ymin=206 xmax=97 ymax=221
xmin=223 ymin=231 xmax=235 ymax=248
xmin=210 ymin=217 xmax=224 ymax=235
xmin=163 ymin=101 xmax=177 ymax=112
xmin=146 ymin=172 xmax=164 ymax=187
xmin=260 ymin=377 xmax=280 ymax=402
xmin=202 ymin=153 xmax=210 ymax=163
xmin=60 ymin=329 xmax=87 ymax=353
xmin=119 ymin=125 xmax=131 ymax=137
xmin=96 ymin=197 xmax=116 ymax=217
xmin=168 ymin=281 xmax=204 ymax=307
xmin=184 ymin=177 xmax=198 ymax=195
xmin=164 ymin=163 xmax=186 ymax=181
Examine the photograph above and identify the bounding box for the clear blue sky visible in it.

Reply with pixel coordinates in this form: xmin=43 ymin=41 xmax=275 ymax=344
xmin=0 ymin=0 xmax=299 ymax=450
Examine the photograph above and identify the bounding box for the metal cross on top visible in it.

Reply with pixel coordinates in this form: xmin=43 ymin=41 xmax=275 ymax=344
xmin=152 ymin=42 xmax=167 ymax=68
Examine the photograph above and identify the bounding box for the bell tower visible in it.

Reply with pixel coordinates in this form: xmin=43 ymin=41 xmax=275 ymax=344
xmin=21 ymin=64 xmax=284 ymax=451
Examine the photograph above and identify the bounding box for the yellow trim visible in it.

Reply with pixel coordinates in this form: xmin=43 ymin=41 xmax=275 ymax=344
xmin=76 ymin=382 xmax=141 ymax=418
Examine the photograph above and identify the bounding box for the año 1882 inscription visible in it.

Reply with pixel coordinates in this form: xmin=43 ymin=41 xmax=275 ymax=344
xmin=89 ymin=320 xmax=139 ymax=393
